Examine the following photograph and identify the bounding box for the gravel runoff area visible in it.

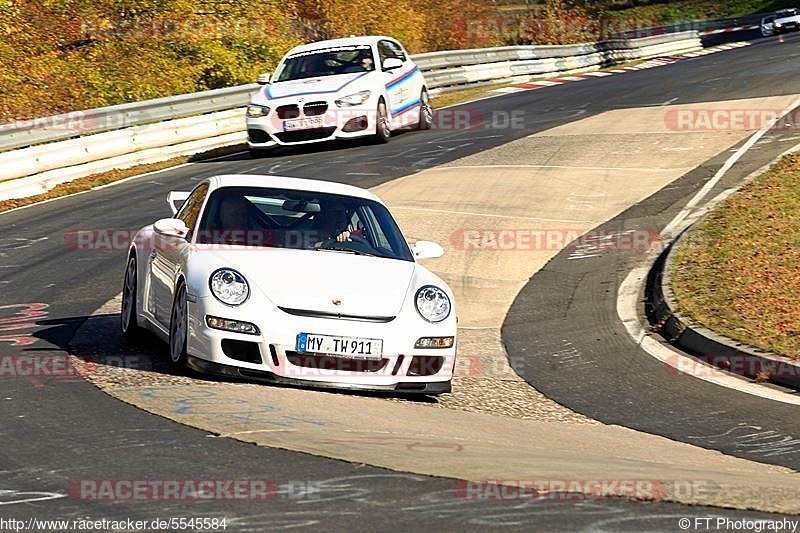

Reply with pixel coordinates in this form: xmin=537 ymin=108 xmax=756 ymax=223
xmin=70 ymin=296 xmax=595 ymax=425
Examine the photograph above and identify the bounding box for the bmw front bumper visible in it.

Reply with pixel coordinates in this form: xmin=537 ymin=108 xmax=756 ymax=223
xmin=246 ymin=97 xmax=378 ymax=149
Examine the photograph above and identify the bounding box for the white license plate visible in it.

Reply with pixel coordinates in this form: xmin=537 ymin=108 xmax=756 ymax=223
xmin=283 ymin=117 xmax=325 ymax=131
xmin=297 ymin=333 xmax=383 ymax=359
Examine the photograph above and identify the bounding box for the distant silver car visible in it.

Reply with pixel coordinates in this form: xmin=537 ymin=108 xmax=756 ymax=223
xmin=773 ymin=8 xmax=800 ymax=33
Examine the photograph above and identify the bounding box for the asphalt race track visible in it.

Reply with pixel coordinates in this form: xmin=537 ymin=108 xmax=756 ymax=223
xmin=505 ymin=120 xmax=800 ymax=470
xmin=2 ymin=31 xmax=800 ymax=530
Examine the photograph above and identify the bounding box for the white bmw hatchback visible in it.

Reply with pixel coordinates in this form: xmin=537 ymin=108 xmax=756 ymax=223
xmin=121 ymin=175 xmax=456 ymax=394
xmin=246 ymin=36 xmax=432 ymax=154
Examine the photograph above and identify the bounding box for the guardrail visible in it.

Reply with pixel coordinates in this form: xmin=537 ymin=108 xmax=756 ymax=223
xmin=0 ymin=84 xmax=258 ymax=153
xmin=0 ymin=31 xmax=702 ymax=156
xmin=0 ymin=27 xmax=732 ymax=201
xmin=612 ymin=12 xmax=766 ymax=39
xmin=417 ymin=31 xmax=701 ymax=91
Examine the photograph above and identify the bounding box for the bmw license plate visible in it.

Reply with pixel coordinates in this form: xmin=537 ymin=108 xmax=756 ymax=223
xmin=284 ymin=117 xmax=325 ymax=131
xmin=297 ymin=333 xmax=383 ymax=359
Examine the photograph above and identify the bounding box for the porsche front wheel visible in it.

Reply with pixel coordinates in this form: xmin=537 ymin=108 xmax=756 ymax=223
xmin=169 ymin=282 xmax=189 ymax=369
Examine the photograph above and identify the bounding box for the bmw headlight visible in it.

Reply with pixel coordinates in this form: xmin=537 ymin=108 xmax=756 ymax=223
xmin=415 ymin=286 xmax=451 ymax=323
xmin=246 ymin=104 xmax=270 ymax=118
xmin=209 ymin=268 xmax=249 ymax=305
xmin=335 ymin=90 xmax=371 ymax=107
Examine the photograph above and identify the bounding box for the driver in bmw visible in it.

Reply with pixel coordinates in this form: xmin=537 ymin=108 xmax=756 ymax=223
xmin=361 ymin=55 xmax=374 ymax=72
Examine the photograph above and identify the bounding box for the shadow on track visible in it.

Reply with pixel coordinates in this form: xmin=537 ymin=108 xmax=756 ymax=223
xmin=32 ymin=312 xmax=438 ymax=403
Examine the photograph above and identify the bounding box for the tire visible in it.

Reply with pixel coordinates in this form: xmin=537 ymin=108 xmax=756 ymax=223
xmin=417 ymin=88 xmax=433 ymax=130
xmin=169 ymin=282 xmax=189 ymax=369
xmin=121 ymin=255 xmax=143 ymax=342
xmin=374 ymin=99 xmax=391 ymax=143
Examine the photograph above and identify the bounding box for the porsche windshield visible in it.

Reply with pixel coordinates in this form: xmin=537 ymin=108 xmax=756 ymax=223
xmin=196 ymin=186 xmax=414 ymax=261
xmin=274 ymin=45 xmax=376 ymax=82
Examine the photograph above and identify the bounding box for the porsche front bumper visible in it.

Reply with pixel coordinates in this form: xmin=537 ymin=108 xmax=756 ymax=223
xmin=186 ymin=295 xmax=456 ymax=394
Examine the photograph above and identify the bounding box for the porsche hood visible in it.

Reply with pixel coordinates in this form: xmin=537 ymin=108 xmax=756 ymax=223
xmin=193 ymin=248 xmax=418 ymax=318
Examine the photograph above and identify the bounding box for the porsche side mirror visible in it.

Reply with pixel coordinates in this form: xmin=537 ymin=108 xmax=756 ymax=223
xmin=153 ymin=218 xmax=189 ymax=239
xmin=412 ymin=240 xmax=444 ymax=259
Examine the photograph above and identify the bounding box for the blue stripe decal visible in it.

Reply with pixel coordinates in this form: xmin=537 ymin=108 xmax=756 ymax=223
xmin=391 ymin=98 xmax=421 ymax=117
xmin=385 ymin=67 xmax=420 ymax=90
xmin=265 ymin=72 xmax=369 ymax=100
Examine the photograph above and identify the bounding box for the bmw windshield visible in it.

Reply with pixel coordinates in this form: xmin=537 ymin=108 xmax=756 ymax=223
xmin=274 ymin=45 xmax=376 ymax=82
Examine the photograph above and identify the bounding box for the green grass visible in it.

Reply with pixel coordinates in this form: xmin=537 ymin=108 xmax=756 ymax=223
xmin=430 ymin=85 xmax=511 ymax=108
xmin=671 ymin=153 xmax=800 ymax=359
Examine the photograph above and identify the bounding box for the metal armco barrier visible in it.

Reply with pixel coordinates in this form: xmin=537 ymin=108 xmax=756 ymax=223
xmin=0 ymin=26 xmax=740 ymax=200
xmin=418 ymin=31 xmax=701 ymax=90
xmin=0 ymin=85 xmax=258 ymax=154
xmin=0 ymin=31 xmax=704 ymax=157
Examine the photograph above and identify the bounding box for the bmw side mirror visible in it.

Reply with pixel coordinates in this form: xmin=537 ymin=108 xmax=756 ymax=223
xmin=257 ymin=72 xmax=272 ymax=85
xmin=382 ymin=58 xmax=403 ymax=71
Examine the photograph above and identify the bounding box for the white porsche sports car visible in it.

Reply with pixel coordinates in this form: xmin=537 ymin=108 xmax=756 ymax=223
xmin=246 ymin=35 xmax=432 ymax=154
xmin=121 ymin=174 xmax=456 ymax=394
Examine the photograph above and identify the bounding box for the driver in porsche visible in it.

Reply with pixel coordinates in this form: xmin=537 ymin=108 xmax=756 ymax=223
xmin=314 ymin=203 xmax=362 ymax=245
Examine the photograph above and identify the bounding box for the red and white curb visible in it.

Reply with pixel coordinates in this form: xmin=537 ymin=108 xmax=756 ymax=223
xmin=492 ymin=41 xmax=752 ymax=95
xmin=682 ymin=40 xmax=751 ymax=57
xmin=700 ymin=25 xmax=758 ymax=35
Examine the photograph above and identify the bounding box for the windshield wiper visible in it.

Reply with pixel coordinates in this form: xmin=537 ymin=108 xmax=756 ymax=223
xmin=315 ymin=246 xmax=379 ymax=257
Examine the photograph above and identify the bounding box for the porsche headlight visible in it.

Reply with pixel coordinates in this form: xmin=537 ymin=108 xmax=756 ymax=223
xmin=415 ymin=286 xmax=451 ymax=323
xmin=246 ymin=104 xmax=270 ymax=118
xmin=209 ymin=268 xmax=249 ymax=306
xmin=335 ymin=90 xmax=371 ymax=107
